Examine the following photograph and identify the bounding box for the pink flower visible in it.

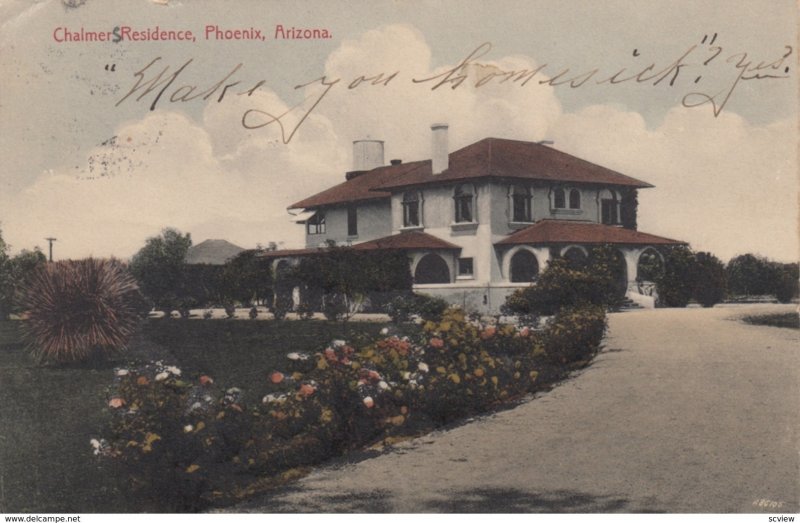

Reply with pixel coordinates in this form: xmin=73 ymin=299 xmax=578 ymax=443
xmin=269 ymin=371 xmax=284 ymax=384
xmin=520 ymin=326 xmax=530 ymax=337
xmin=298 ymin=383 xmax=316 ymax=397
xmin=363 ymin=396 xmax=374 ymax=408
xmin=108 ymin=397 xmax=126 ymax=409
xmin=429 ymin=337 xmax=445 ymax=349
xmin=480 ymin=326 xmax=497 ymax=339
xmin=199 ymin=375 xmax=214 ymax=386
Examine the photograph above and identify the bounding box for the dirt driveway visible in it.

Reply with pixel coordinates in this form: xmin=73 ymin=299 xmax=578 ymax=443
xmin=228 ymin=305 xmax=799 ymax=513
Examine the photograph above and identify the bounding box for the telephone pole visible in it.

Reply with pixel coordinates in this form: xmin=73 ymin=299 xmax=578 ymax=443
xmin=44 ymin=237 xmax=57 ymax=262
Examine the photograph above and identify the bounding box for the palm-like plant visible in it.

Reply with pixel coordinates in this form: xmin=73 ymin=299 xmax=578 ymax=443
xmin=18 ymin=258 xmax=143 ymax=363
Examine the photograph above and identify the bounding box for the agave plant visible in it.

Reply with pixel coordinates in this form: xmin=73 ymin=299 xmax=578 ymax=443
xmin=18 ymin=258 xmax=144 ymax=364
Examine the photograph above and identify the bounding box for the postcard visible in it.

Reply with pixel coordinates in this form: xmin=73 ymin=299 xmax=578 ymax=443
xmin=0 ymin=0 xmax=796 ymax=516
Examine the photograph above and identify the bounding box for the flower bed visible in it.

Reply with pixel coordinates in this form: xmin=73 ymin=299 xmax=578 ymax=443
xmin=97 ymin=305 xmax=606 ymax=511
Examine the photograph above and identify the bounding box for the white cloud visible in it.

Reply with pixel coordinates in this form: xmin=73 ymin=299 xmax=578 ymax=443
xmin=550 ymin=106 xmax=797 ymax=261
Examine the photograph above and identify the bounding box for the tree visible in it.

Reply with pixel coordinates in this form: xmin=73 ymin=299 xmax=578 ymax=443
xmin=771 ymin=262 xmax=799 ymax=304
xmin=129 ymin=228 xmax=192 ymax=313
xmin=692 ymin=252 xmax=727 ymax=307
xmin=655 ymin=245 xmax=697 ymax=307
xmin=220 ymin=250 xmax=272 ymax=306
xmin=0 ymin=227 xmax=12 ymax=319
xmin=726 ymin=254 xmax=774 ymax=297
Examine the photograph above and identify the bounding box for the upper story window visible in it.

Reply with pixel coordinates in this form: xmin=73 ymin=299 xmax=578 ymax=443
xmin=402 ymin=191 xmax=421 ymax=227
xmin=454 ymin=184 xmax=475 ymax=223
xmin=553 ymin=187 xmax=566 ymax=209
xmin=347 ymin=206 xmax=358 ymax=236
xmin=511 ymin=185 xmax=532 ymax=222
xmin=600 ymin=189 xmax=619 ymax=225
xmin=569 ymin=189 xmax=581 ymax=209
xmin=307 ymin=210 xmax=326 ymax=235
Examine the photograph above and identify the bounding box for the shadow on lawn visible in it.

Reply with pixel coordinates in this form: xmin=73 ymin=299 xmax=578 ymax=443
xmin=234 ymin=485 xmax=664 ymax=513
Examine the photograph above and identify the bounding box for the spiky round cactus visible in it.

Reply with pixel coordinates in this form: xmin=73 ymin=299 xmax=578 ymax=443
xmin=18 ymin=258 xmax=143 ymax=364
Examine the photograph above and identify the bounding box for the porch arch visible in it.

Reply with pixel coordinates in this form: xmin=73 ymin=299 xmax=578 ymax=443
xmin=413 ymin=253 xmax=451 ymax=284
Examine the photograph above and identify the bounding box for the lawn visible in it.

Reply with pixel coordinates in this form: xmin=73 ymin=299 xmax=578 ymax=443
xmin=0 ymin=318 xmax=386 ymax=513
xmin=741 ymin=313 xmax=799 ymax=330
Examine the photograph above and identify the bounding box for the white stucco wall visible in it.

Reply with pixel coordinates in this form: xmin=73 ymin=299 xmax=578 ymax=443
xmin=304 ymin=200 xmax=392 ymax=248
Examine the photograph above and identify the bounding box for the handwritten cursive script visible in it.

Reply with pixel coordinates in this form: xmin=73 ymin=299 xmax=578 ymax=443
xmin=116 ymin=36 xmax=793 ymax=143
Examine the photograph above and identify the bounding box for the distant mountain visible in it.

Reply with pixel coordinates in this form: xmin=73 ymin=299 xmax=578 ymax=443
xmin=185 ymin=239 xmax=245 ymax=265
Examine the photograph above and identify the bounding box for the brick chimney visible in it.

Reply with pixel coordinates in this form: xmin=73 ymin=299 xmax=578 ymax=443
xmin=431 ymin=123 xmax=449 ymax=175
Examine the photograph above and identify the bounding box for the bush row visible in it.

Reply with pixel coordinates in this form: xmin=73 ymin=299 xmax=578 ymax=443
xmin=97 ymin=305 xmax=606 ymax=511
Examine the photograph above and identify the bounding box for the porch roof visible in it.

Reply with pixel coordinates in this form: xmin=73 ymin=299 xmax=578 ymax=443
xmin=495 ymin=220 xmax=686 ymax=247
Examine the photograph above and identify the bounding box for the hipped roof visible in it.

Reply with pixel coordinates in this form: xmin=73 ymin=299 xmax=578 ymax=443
xmin=289 ymin=137 xmax=652 ymax=209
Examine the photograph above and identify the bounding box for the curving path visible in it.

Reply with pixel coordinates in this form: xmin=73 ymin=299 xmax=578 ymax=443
xmin=227 ymin=305 xmax=799 ymax=513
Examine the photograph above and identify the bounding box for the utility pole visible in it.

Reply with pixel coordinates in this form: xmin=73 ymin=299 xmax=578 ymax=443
xmin=44 ymin=237 xmax=57 ymax=262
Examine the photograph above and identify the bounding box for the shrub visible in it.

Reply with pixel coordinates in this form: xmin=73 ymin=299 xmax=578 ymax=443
xmin=692 ymin=252 xmax=727 ymax=307
xmin=541 ymin=305 xmax=607 ymax=364
xmin=655 ymin=246 xmax=696 ymax=307
xmin=502 ymin=256 xmax=622 ymax=316
xmin=18 ymin=258 xmax=144 ymax=364
xmin=772 ymin=264 xmax=799 ymax=303
xmin=386 ymin=293 xmax=448 ymax=323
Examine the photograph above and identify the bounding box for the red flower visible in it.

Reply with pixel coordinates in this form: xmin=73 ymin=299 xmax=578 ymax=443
xmin=429 ymin=337 xmax=445 ymax=349
xmin=269 ymin=371 xmax=284 ymax=384
xmin=480 ymin=326 xmax=497 ymax=339
xmin=108 ymin=397 xmax=126 ymax=409
xmin=199 ymin=375 xmax=214 ymax=386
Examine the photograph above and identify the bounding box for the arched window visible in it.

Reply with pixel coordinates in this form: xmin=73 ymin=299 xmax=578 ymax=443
xmin=402 ymin=191 xmax=421 ymax=227
xmin=569 ymin=189 xmax=581 ymax=209
xmin=553 ymin=187 xmax=566 ymax=209
xmin=509 ymin=250 xmax=540 ymax=283
xmin=511 ymin=185 xmax=532 ymax=222
xmin=600 ymin=190 xmax=619 ymax=225
xmin=453 ymin=184 xmax=475 ymax=223
xmin=563 ymin=246 xmax=588 ymax=269
xmin=414 ymin=254 xmax=451 ymax=284
xmin=306 ymin=210 xmax=326 ymax=235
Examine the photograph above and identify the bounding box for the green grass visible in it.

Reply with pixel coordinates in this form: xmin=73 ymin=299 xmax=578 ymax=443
xmin=0 ymin=318 xmax=387 ymax=513
xmin=741 ymin=313 xmax=799 ymax=330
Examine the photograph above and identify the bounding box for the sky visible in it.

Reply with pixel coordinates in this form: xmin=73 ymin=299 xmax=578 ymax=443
xmin=0 ymin=0 xmax=796 ymax=262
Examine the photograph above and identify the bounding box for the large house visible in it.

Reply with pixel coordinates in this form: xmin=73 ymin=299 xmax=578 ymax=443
xmin=265 ymin=124 xmax=685 ymax=313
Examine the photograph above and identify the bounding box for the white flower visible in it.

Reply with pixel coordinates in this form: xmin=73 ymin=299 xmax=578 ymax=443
xmin=332 ymin=339 xmax=346 ymax=347
xmin=287 ymin=352 xmax=308 ymax=361
xmin=418 ymin=362 xmax=429 ymax=373
xmin=363 ymin=396 xmax=374 ymax=408
xmin=115 ymin=369 xmax=129 ymax=377
xmin=165 ymin=366 xmax=181 ymax=376
xmin=378 ymin=380 xmax=390 ymax=391
xmin=189 ymin=402 xmax=203 ymax=411
xmin=402 ymin=371 xmax=411 ymax=380
xmin=90 ymin=438 xmax=101 ymax=450
xmin=226 ymin=387 xmax=241 ymax=394
xmin=154 ymin=372 xmax=169 ymax=381
xmin=203 ymin=395 xmax=212 ymax=403
xmin=262 ymin=393 xmax=286 ymax=404
xmin=183 ymin=424 xmax=194 ymax=433
xmin=380 ymin=327 xmax=389 ymax=335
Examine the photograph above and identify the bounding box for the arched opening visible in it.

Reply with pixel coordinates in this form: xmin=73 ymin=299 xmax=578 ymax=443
xmin=637 ymin=248 xmax=664 ymax=282
xmin=414 ymin=254 xmax=451 ymax=284
xmin=563 ymin=246 xmax=588 ymax=269
xmin=569 ymin=188 xmax=581 ymax=209
xmin=509 ymin=249 xmax=540 ymax=283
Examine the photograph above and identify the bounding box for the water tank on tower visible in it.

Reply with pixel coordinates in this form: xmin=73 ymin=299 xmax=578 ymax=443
xmin=352 ymin=140 xmax=385 ymax=172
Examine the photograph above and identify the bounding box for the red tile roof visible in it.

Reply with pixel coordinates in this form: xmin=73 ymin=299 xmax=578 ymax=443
xmin=495 ymin=220 xmax=686 ymax=246
xmin=256 ymin=231 xmax=459 ymax=259
xmin=377 ymin=138 xmax=653 ymax=191
xmin=288 ymin=160 xmax=427 ymax=209
xmin=352 ymin=231 xmax=460 ymax=251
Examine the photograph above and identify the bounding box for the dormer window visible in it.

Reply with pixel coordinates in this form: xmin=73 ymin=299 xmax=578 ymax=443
xmin=454 ymin=184 xmax=475 ymax=223
xmin=553 ymin=187 xmax=566 ymax=209
xmin=306 ymin=210 xmax=326 ymax=235
xmin=402 ymin=190 xmax=421 ymax=227
xmin=569 ymin=189 xmax=581 ymax=209
xmin=511 ymin=185 xmax=532 ymax=222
